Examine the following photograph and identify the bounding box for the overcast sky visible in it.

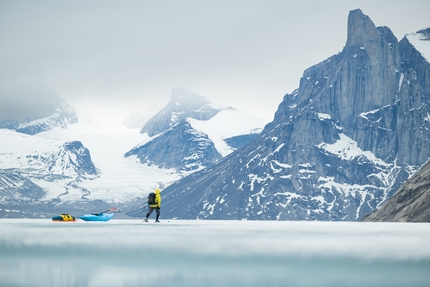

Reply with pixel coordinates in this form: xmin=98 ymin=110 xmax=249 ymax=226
xmin=1 ymin=0 xmax=429 ymax=123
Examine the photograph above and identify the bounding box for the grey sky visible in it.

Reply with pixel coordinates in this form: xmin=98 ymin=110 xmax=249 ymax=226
xmin=1 ymin=0 xmax=429 ymax=123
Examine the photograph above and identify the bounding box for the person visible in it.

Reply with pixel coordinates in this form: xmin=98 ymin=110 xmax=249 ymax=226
xmin=144 ymin=188 xmax=161 ymax=222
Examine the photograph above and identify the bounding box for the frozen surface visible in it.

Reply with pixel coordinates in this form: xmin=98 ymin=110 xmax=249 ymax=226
xmin=0 ymin=219 xmax=429 ymax=287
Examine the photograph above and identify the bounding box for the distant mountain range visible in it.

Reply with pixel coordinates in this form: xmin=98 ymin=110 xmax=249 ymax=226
xmin=1 ymin=9 xmax=429 ymax=221
xmin=0 ymin=83 xmax=266 ymax=217
xmin=159 ymin=9 xmax=430 ymax=221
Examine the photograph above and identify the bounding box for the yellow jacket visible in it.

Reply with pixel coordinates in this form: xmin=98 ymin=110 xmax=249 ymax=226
xmin=150 ymin=189 xmax=161 ymax=208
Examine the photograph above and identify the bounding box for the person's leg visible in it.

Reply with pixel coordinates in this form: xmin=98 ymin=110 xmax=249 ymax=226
xmin=155 ymin=208 xmax=160 ymax=222
xmin=145 ymin=207 xmax=154 ymax=221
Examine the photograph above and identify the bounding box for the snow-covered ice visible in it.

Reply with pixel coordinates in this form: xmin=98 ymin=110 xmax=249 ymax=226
xmin=0 ymin=219 xmax=429 ymax=287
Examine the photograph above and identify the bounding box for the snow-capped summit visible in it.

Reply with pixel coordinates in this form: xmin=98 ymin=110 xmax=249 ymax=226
xmin=126 ymin=88 xmax=267 ymax=172
xmin=140 ymin=87 xmax=229 ymax=137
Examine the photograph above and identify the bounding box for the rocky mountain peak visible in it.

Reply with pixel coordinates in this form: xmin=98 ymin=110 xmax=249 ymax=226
xmin=158 ymin=9 xmax=430 ymax=221
xmin=345 ymin=9 xmax=380 ymax=48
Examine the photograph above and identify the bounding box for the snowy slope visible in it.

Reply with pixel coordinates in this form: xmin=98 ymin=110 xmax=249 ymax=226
xmin=0 ymin=129 xmax=98 ymax=200
xmin=0 ymin=129 xmax=96 ymax=178
xmin=188 ymin=108 xmax=266 ymax=156
xmin=36 ymin=111 xmax=181 ymax=203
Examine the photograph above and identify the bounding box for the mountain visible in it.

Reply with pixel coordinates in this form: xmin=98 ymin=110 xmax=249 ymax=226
xmin=0 ymin=169 xmax=45 ymax=203
xmin=141 ymin=87 xmax=227 ymax=137
xmin=0 ymin=74 xmax=77 ymax=135
xmin=0 ymin=169 xmax=45 ymax=217
xmin=125 ymin=87 xmax=266 ymax=172
xmin=0 ymin=86 xmax=266 ymax=218
xmin=159 ymin=9 xmax=430 ymax=221
xmin=0 ymin=129 xmax=100 ymax=217
xmin=126 ymin=119 xmax=222 ymax=172
xmin=362 ymin=158 xmax=430 ymax=222
xmin=0 ymin=129 xmax=98 ymax=180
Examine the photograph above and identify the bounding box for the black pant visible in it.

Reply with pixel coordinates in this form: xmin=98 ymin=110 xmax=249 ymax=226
xmin=146 ymin=207 xmax=160 ymax=221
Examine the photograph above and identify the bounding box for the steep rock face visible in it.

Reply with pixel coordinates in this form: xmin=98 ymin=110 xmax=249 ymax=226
xmin=362 ymin=159 xmax=430 ymax=222
xmin=0 ymin=75 xmax=77 ymax=135
xmin=159 ymin=9 xmax=430 ymax=221
xmin=140 ymin=87 xmax=226 ymax=136
xmin=126 ymin=119 xmax=222 ymax=172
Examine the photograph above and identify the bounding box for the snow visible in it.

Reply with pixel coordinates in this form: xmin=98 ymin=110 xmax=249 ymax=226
xmin=2 ymin=111 xmax=181 ymax=202
xmin=316 ymin=134 xmax=400 ymax=216
xmin=407 ymin=31 xmax=430 ymax=63
xmin=1 ymin=105 xmax=267 ymax=203
xmin=358 ymin=105 xmax=391 ymax=120
xmin=399 ymin=73 xmax=404 ymax=91
xmin=1 ymin=219 xmax=429 ymax=287
xmin=188 ymin=108 xmax=267 ymax=156
xmin=0 ymin=129 xmax=62 ymax=167
xmin=317 ymin=133 xmax=389 ymax=167
xmin=317 ymin=113 xmax=331 ymax=120
xmin=271 ymin=160 xmax=292 ymax=169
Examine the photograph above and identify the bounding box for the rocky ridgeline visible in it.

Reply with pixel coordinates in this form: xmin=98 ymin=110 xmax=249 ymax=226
xmin=160 ymin=9 xmax=430 ymax=221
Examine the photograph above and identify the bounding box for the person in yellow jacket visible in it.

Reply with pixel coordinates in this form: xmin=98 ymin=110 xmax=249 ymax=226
xmin=144 ymin=188 xmax=161 ymax=222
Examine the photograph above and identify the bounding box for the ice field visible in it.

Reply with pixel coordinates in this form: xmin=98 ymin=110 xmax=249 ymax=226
xmin=0 ymin=219 xmax=429 ymax=287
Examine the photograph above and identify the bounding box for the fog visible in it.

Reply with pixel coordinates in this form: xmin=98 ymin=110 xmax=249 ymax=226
xmin=1 ymin=1 xmax=429 ymax=123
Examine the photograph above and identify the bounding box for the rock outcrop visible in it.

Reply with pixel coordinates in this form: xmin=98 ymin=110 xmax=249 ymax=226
xmin=362 ymin=159 xmax=430 ymax=222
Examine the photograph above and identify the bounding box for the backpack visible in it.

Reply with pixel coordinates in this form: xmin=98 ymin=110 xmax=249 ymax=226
xmin=147 ymin=192 xmax=157 ymax=205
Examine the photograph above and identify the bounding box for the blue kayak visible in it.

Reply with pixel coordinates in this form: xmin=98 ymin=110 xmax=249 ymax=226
xmin=79 ymin=213 xmax=114 ymax=222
